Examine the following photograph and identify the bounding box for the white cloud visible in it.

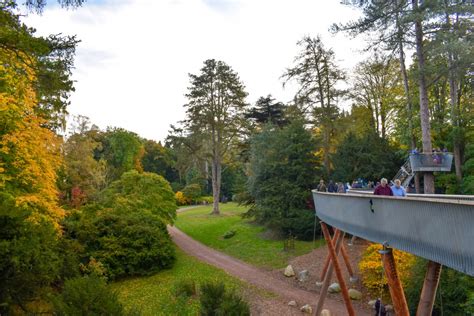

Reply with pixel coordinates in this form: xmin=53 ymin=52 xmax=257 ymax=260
xmin=23 ymin=0 xmax=365 ymax=141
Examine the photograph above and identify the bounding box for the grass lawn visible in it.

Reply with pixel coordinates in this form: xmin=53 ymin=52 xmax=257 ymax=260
xmin=174 ymin=203 xmax=323 ymax=269
xmin=112 ymin=248 xmax=253 ymax=316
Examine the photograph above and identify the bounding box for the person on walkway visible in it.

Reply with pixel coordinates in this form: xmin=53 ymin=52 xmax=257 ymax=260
xmin=316 ymin=179 xmax=327 ymax=192
xmin=328 ymin=180 xmax=338 ymax=192
xmin=337 ymin=182 xmax=346 ymax=193
xmin=391 ymin=179 xmax=406 ymax=197
xmin=374 ymin=178 xmax=393 ymax=196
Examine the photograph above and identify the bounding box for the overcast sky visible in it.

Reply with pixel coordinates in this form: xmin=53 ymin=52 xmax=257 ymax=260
xmin=24 ymin=0 xmax=366 ymax=142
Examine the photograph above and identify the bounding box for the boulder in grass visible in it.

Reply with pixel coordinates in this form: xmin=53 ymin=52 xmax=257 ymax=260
xmin=287 ymin=300 xmax=297 ymax=307
xmin=300 ymin=304 xmax=312 ymax=314
xmin=328 ymin=282 xmax=341 ymax=293
xmin=348 ymin=289 xmax=363 ymax=300
xmin=284 ymin=265 xmax=295 ymax=277
xmin=298 ymin=270 xmax=309 ymax=282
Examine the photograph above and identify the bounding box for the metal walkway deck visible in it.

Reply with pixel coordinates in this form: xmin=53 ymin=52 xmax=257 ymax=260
xmin=312 ymin=191 xmax=474 ymax=276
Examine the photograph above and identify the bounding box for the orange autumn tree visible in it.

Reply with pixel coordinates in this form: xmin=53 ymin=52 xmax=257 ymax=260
xmin=0 ymin=46 xmax=66 ymax=312
xmin=0 ymin=48 xmax=64 ymax=228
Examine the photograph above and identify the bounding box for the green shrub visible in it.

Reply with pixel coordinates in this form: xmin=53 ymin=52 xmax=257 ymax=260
xmin=67 ymin=208 xmax=176 ymax=279
xmin=196 ymin=196 xmax=214 ymax=204
xmin=173 ymin=279 xmax=197 ymax=298
xmin=223 ymin=230 xmax=236 ymax=239
xmin=64 ymin=170 xmax=178 ymax=279
xmin=53 ymin=275 xmax=127 ymax=315
xmin=199 ymin=281 xmax=250 ymax=316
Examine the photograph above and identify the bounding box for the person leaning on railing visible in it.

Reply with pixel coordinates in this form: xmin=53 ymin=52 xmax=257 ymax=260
xmin=391 ymin=179 xmax=406 ymax=197
xmin=373 ymin=178 xmax=393 ymax=196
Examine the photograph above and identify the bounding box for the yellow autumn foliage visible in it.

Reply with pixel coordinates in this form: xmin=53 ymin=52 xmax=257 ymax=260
xmin=358 ymin=243 xmax=415 ymax=301
xmin=175 ymin=191 xmax=191 ymax=206
xmin=0 ymin=48 xmax=64 ymax=229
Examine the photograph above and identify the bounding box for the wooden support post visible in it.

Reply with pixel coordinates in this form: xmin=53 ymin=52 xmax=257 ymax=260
xmin=340 ymin=244 xmax=355 ymax=279
xmin=315 ymin=229 xmax=345 ymax=316
xmin=416 ymin=261 xmax=442 ymax=316
xmin=380 ymin=247 xmax=410 ymax=316
xmin=319 ymin=230 xmax=341 ymax=281
xmin=320 ymin=223 xmax=355 ymax=316
xmin=319 ymin=230 xmax=355 ymax=282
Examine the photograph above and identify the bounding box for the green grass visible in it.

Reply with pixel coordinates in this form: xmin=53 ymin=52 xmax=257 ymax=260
xmin=174 ymin=203 xmax=323 ymax=269
xmin=112 ymin=248 xmax=249 ymax=316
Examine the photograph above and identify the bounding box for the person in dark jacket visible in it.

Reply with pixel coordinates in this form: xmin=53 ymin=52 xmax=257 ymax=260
xmin=327 ymin=180 xmax=338 ymax=192
xmin=374 ymin=178 xmax=393 ymax=196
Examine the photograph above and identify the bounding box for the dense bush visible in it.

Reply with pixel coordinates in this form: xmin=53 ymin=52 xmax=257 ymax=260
xmin=53 ymin=275 xmax=131 ymax=315
xmin=247 ymin=121 xmax=320 ymax=240
xmin=358 ymin=244 xmax=415 ymax=302
xmin=0 ymin=193 xmax=63 ymax=314
xmin=173 ymin=279 xmax=197 ymax=298
xmin=200 ymin=282 xmax=250 ymax=316
xmin=100 ymin=170 xmax=177 ymax=224
xmin=64 ymin=170 xmax=177 ymax=279
xmin=66 ymin=207 xmax=175 ymax=279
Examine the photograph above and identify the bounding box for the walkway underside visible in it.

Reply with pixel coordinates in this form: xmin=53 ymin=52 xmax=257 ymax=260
xmin=312 ymin=191 xmax=474 ymax=277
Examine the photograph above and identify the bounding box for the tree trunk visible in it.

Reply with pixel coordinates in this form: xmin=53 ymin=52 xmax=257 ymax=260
xmin=210 ymin=156 xmax=221 ymax=215
xmin=397 ymin=4 xmax=420 ymax=193
xmin=445 ymin=9 xmax=463 ymax=182
xmin=413 ymin=0 xmax=434 ymax=194
xmin=412 ymin=1 xmax=440 ymax=314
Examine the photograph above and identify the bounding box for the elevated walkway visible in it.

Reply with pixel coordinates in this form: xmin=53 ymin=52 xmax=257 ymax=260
xmin=312 ymin=191 xmax=474 ymax=276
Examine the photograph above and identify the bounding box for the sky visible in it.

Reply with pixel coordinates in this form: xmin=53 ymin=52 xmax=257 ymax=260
xmin=23 ymin=0 xmax=367 ymax=142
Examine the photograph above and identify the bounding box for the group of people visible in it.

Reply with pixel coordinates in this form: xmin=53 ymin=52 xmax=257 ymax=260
xmin=411 ymin=147 xmax=448 ymax=165
xmin=315 ymin=177 xmax=407 ymax=197
xmin=373 ymin=178 xmax=406 ymax=197
xmin=315 ymin=179 xmax=347 ymax=193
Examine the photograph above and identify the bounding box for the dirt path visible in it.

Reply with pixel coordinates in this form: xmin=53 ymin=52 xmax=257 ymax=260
xmin=168 ymin=226 xmax=370 ymax=315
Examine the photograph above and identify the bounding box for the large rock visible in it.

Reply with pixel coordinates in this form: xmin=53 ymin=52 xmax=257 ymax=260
xmin=348 ymin=289 xmax=363 ymax=300
xmin=300 ymin=304 xmax=313 ymax=314
xmin=287 ymin=300 xmax=297 ymax=307
xmin=315 ymin=281 xmax=324 ymax=287
xmin=328 ymin=282 xmax=341 ymax=293
xmin=298 ymin=270 xmax=309 ymax=282
xmin=385 ymin=305 xmax=394 ymax=312
xmin=321 ymin=310 xmax=332 ymax=316
xmin=284 ymin=265 xmax=295 ymax=277
xmin=368 ymin=300 xmax=377 ymax=308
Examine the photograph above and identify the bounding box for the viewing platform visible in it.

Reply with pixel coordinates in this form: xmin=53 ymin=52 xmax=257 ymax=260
xmin=409 ymin=152 xmax=453 ymax=172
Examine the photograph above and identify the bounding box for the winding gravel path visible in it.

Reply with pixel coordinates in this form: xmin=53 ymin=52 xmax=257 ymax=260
xmin=168 ymin=225 xmax=369 ymax=315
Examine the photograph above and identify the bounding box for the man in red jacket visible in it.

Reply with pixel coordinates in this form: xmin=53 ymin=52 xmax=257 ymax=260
xmin=374 ymin=178 xmax=393 ymax=196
